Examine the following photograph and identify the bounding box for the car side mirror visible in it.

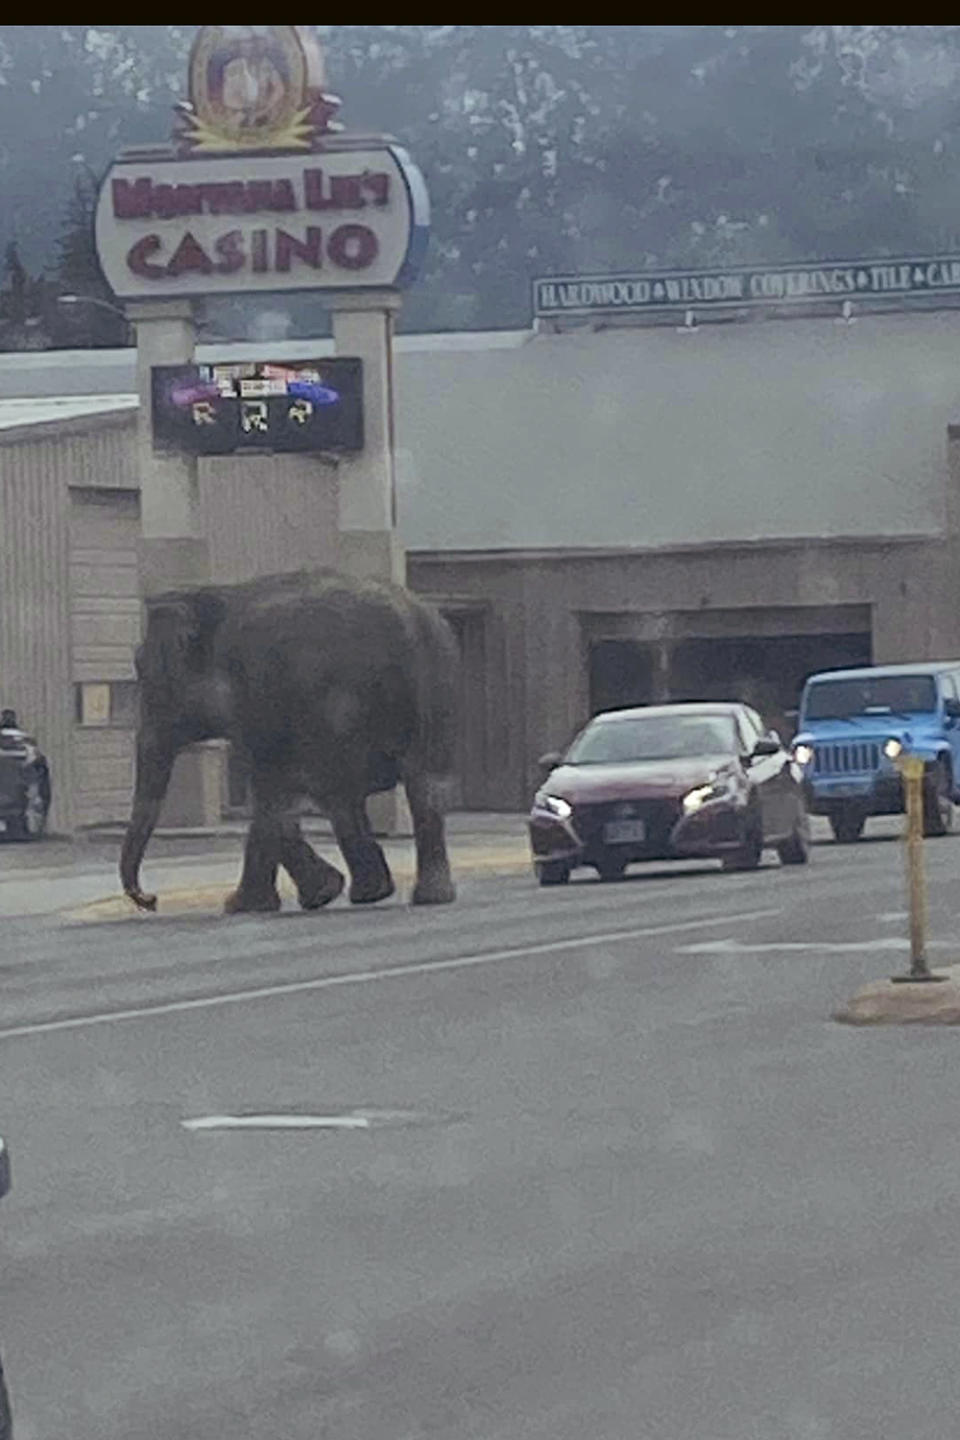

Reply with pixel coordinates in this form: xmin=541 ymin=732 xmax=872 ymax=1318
xmin=945 ymin=698 xmax=960 ymax=721
xmin=537 ymin=750 xmax=562 ymax=777
xmin=751 ymin=733 xmax=781 ymax=759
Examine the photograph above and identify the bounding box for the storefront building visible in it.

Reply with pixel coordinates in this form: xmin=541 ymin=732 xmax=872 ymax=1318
xmin=3 ymin=304 xmax=960 ymax=826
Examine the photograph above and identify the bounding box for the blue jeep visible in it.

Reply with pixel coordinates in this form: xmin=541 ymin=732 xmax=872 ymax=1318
xmin=793 ymin=662 xmax=960 ymax=842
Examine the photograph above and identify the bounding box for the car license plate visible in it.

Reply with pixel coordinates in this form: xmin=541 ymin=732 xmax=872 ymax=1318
xmin=604 ymin=819 xmax=646 ymax=844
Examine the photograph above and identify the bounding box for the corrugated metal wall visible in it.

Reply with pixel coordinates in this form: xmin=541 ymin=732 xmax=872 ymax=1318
xmin=69 ymin=487 xmax=140 ymax=827
xmin=0 ymin=433 xmax=78 ymax=831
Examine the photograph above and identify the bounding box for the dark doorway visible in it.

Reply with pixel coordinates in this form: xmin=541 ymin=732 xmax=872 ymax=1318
xmin=589 ymin=641 xmax=657 ymax=715
xmin=588 ymin=631 xmax=872 ymax=740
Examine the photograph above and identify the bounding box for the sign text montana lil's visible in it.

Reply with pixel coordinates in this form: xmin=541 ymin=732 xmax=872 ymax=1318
xmin=95 ymin=25 xmax=429 ymax=299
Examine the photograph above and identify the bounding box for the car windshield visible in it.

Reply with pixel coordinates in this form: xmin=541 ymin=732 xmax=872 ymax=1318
xmin=804 ymin=675 xmax=937 ymax=720
xmin=566 ymin=713 xmax=738 ymax=764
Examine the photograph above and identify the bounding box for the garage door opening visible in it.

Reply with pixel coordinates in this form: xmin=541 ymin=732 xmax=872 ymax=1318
xmin=589 ymin=631 xmax=872 ymax=739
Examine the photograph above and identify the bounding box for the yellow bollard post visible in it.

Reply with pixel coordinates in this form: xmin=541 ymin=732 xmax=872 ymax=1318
xmin=891 ymin=754 xmax=945 ymax=983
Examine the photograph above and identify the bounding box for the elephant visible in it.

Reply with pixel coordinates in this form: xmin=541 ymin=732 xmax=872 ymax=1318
xmin=119 ymin=568 xmax=459 ymax=915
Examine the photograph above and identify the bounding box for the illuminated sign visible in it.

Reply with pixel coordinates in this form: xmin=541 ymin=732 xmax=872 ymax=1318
xmin=151 ymin=357 xmax=363 ymax=455
xmin=96 ymin=149 xmax=428 ymax=298
xmin=176 ymin=24 xmax=341 ymax=155
xmin=94 ymin=25 xmax=428 ymax=298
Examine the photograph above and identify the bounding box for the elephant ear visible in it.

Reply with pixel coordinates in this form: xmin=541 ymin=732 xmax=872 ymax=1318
xmin=142 ymin=590 xmax=225 ymax=691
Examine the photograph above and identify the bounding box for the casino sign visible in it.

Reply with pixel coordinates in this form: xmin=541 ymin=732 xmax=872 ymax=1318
xmin=95 ymin=26 xmax=429 ymax=299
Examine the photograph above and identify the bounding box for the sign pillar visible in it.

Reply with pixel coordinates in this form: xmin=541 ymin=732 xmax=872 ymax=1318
xmin=333 ymin=293 xmax=404 ymax=585
xmin=334 ymin=292 xmax=411 ymax=834
xmin=128 ymin=297 xmax=223 ymax=827
xmin=129 ymin=299 xmax=208 ymax=589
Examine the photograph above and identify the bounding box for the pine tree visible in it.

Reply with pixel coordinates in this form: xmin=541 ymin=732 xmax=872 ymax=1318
xmin=53 ymin=172 xmax=127 ymax=347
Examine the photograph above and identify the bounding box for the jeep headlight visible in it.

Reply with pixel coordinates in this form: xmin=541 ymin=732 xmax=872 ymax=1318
xmin=883 ymin=737 xmax=903 ymax=760
xmin=534 ymin=792 xmax=572 ymax=821
xmin=793 ymin=743 xmax=814 ymax=766
xmin=682 ymin=772 xmax=737 ymax=814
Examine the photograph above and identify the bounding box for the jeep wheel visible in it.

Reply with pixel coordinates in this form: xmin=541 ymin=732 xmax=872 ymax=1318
xmin=923 ymin=762 xmax=954 ymax=838
xmin=830 ymin=807 xmax=866 ymax=844
xmin=537 ymin=860 xmax=571 ymax=887
xmin=777 ymin=811 xmax=811 ymax=866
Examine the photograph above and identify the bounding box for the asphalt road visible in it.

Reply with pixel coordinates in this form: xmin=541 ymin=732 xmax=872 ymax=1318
xmin=3 ymin=827 xmax=960 ymax=1439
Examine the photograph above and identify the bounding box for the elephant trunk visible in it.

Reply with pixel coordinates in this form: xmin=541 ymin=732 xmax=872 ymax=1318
xmin=120 ymin=738 xmax=175 ymax=911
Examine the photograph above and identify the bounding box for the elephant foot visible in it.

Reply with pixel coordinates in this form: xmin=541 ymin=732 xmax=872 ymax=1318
xmin=411 ymin=872 xmax=457 ymax=906
xmin=348 ymin=874 xmax=396 ymax=906
xmin=297 ymin=867 xmax=345 ymax=911
xmin=223 ymin=886 xmax=282 ymax=915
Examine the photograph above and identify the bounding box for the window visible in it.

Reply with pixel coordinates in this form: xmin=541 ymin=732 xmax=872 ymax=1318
xmin=566 ymin=713 xmax=737 ymax=764
xmin=743 ymin=708 xmax=765 ymax=743
xmin=735 ymin=711 xmax=757 ymax=754
xmin=75 ymin=681 xmax=139 ymax=728
xmin=805 ymin=675 xmax=937 ymax=719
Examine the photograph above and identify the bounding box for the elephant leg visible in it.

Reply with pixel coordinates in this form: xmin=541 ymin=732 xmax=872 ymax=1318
xmin=278 ymin=817 xmax=344 ymax=910
xmin=328 ymin=799 xmax=395 ymax=905
xmin=406 ymin=772 xmax=456 ymax=906
xmin=224 ymin=781 xmax=284 ymax=914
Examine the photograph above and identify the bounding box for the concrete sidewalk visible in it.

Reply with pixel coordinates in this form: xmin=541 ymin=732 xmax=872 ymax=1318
xmin=81 ymin=810 xmax=526 ymax=845
xmin=0 ymin=812 xmax=532 ymax=920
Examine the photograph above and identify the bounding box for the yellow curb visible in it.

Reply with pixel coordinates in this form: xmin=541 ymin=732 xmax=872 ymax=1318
xmin=835 ymin=963 xmax=960 ymax=1025
xmin=65 ymin=848 xmax=532 ymax=924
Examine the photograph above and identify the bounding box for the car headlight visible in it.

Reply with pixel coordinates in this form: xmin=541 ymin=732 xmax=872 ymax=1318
xmin=793 ymin=743 xmax=814 ymax=766
xmin=534 ymin=792 xmax=572 ymax=821
xmin=682 ymin=772 xmax=737 ymax=814
xmin=883 ymin=737 xmax=903 ymax=760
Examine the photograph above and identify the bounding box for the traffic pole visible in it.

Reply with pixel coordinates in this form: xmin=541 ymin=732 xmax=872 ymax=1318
xmin=892 ymin=754 xmax=945 ymax=983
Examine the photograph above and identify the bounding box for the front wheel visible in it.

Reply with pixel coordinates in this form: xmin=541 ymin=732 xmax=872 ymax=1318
xmin=923 ymin=763 xmax=954 ymax=838
xmin=777 ymin=811 xmax=810 ymax=866
xmin=537 ymin=860 xmax=571 ymax=887
xmin=830 ymin=807 xmax=865 ymax=844
xmin=722 ymin=821 xmax=763 ymax=872
xmin=7 ymin=776 xmax=49 ymax=841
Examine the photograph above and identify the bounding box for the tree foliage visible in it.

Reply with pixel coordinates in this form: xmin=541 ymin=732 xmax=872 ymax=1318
xmin=1 ymin=25 xmax=960 ymax=344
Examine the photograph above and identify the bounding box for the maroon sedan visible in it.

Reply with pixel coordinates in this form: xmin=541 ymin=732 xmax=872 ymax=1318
xmin=529 ymin=702 xmax=809 ymax=885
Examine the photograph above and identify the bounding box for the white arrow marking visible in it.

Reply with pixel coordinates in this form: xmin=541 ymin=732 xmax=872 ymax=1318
xmin=182 ymin=1113 xmax=371 ymax=1132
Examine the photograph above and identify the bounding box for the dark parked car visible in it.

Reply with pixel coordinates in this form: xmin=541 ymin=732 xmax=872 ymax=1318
xmin=529 ymin=702 xmax=809 ymax=885
xmin=0 ymin=721 xmax=51 ymax=841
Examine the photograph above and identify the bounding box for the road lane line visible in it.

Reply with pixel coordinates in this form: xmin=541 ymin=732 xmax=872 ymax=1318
xmin=0 ymin=906 xmax=780 ymax=1042
xmin=678 ymin=936 xmax=956 ymax=956
xmin=182 ymin=1114 xmax=372 ymax=1132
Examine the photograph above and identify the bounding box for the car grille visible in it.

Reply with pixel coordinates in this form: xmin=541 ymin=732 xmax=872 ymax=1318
xmin=572 ymin=798 xmax=680 ymax=850
xmin=812 ymin=741 xmax=881 ymax=776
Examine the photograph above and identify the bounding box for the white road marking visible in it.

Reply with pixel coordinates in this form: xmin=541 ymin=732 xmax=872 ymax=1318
xmin=0 ymin=906 xmax=780 ymax=1042
xmin=182 ymin=1114 xmax=371 ymax=1132
xmin=677 ymin=936 xmax=955 ymax=956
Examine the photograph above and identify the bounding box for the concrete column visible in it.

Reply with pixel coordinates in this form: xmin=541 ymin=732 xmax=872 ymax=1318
xmin=333 ymin=293 xmax=410 ymax=835
xmin=129 ymin=298 xmax=222 ymax=827
xmin=333 ymin=294 xmax=406 ymax=585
